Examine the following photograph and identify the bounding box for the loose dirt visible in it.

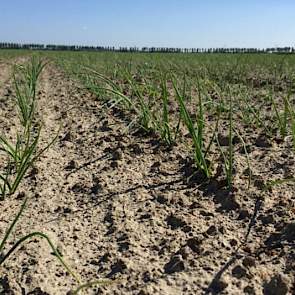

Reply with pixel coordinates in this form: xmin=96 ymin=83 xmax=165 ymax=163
xmin=0 ymin=61 xmax=294 ymax=295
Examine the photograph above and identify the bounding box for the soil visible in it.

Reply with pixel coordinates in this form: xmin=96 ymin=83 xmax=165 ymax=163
xmin=0 ymin=60 xmax=295 ymax=295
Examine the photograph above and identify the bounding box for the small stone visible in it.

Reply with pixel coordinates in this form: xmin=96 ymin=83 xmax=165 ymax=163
xmin=100 ymin=120 xmax=112 ymax=132
xmin=232 ymin=265 xmax=247 ymax=279
xmin=238 ymin=209 xmax=251 ymax=220
xmin=89 ymin=259 xmax=100 ymax=266
xmin=16 ymin=191 xmax=26 ymax=200
xmin=214 ymin=191 xmax=240 ymax=211
xmin=240 ymin=145 xmax=252 ymax=154
xmin=260 ymin=214 xmax=275 ymax=225
xmin=0 ymin=277 xmax=13 ymax=295
xmin=4 ymin=88 xmax=12 ymax=96
xmin=150 ymin=161 xmax=161 ymax=172
xmin=71 ymin=183 xmax=86 ymax=193
xmin=206 ymin=179 xmax=219 ymax=193
xmin=131 ymin=144 xmax=143 ymax=155
xmin=217 ymin=134 xmax=239 ymax=146
xmin=189 ymin=201 xmax=199 ymax=209
xmin=90 ymin=182 xmax=102 ymax=194
xmin=206 ymin=225 xmax=217 ymax=236
xmin=210 ymin=279 xmax=228 ymax=293
xmin=244 ymin=285 xmax=255 ymax=294
xmin=112 ymin=149 xmax=123 ymax=160
xmin=243 ymin=168 xmax=252 ymax=176
xmin=118 ymin=241 xmax=130 ymax=252
xmin=65 ymin=160 xmax=76 ymax=170
xmin=27 ymin=287 xmax=50 ymax=295
xmin=255 ymin=135 xmax=272 ymax=148
xmin=29 ymin=167 xmax=39 ymax=177
xmin=219 ymin=226 xmax=225 ymax=234
xmin=182 ymin=225 xmax=193 ymax=233
xmin=166 ymin=214 xmax=187 ymax=230
xmin=199 ymin=210 xmax=214 ymax=217
xmin=63 ymin=207 xmax=72 ymax=214
xmin=263 ymin=274 xmax=289 ymax=295
xmin=156 ymin=195 xmax=168 ymax=204
xmin=218 ymin=133 xmax=230 ymax=146
xmin=62 ymin=132 xmax=72 ymax=142
xmin=107 ymin=259 xmax=127 ymax=277
xmin=232 ymin=136 xmax=240 ymax=144
xmin=186 ymin=237 xmax=202 ymax=253
xmin=164 ymin=255 xmax=185 ymax=274
xmin=139 ymin=213 xmax=152 ymax=220
xmin=230 ymin=239 xmax=238 ymax=247
xmin=264 ymin=232 xmax=282 ymax=246
xmin=254 ymin=178 xmax=265 ymax=189
xmin=283 ymin=223 xmax=295 ymax=242
xmin=178 ymin=246 xmax=191 ymax=259
xmin=243 ymin=256 xmax=256 ymax=268
xmin=243 ymin=246 xmax=253 ymax=254
xmin=110 ymin=161 xmax=119 ymax=168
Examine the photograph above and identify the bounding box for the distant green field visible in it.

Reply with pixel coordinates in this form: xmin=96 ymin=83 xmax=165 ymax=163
xmin=0 ymin=49 xmax=30 ymax=60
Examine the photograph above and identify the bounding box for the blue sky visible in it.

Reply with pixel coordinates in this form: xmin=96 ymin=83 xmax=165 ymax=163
xmin=1 ymin=0 xmax=295 ymax=48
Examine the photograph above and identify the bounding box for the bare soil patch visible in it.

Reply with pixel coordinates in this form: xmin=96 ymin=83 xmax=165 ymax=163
xmin=0 ymin=62 xmax=294 ymax=294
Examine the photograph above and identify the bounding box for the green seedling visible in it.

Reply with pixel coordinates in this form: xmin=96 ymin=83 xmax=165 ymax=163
xmin=216 ymin=89 xmax=234 ymax=189
xmin=172 ymin=75 xmax=213 ymax=178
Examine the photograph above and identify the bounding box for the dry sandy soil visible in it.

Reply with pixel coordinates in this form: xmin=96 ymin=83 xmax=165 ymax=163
xmin=0 ymin=59 xmax=295 ymax=295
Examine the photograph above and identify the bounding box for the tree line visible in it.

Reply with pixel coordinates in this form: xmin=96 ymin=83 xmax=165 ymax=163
xmin=0 ymin=42 xmax=294 ymax=54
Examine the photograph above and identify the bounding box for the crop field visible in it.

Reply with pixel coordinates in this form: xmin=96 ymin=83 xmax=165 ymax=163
xmin=0 ymin=50 xmax=295 ymax=294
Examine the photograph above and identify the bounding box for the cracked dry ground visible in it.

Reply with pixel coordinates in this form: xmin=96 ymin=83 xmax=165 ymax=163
xmin=0 ymin=60 xmax=295 ymax=295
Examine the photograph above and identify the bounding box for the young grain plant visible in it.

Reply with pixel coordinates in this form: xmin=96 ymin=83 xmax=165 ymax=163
xmin=172 ymin=75 xmax=217 ymax=179
xmin=216 ymin=89 xmax=234 ymax=189
xmin=0 ymin=57 xmax=77 ymax=276
xmin=0 ymin=56 xmax=108 ymax=293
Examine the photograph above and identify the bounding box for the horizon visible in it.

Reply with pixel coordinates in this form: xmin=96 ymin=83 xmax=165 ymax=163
xmin=1 ymin=42 xmax=295 ymax=52
xmin=1 ymin=1 xmax=295 ymax=48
